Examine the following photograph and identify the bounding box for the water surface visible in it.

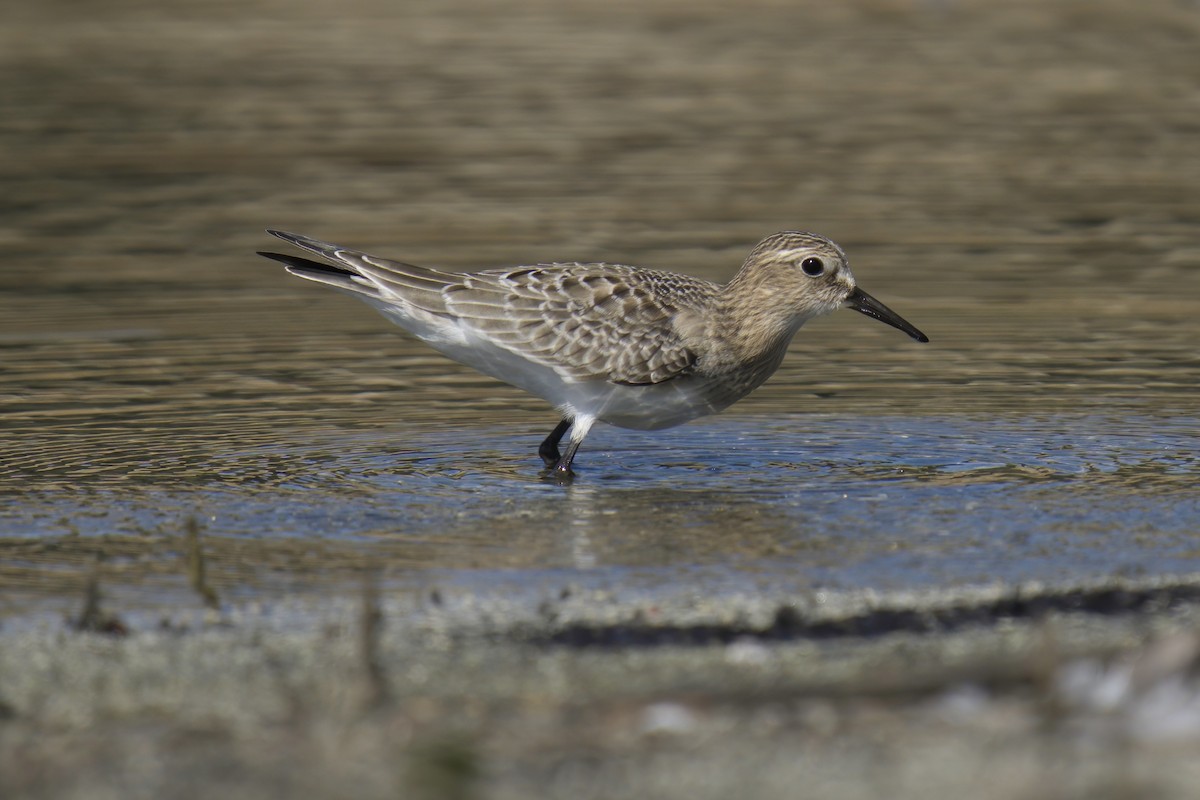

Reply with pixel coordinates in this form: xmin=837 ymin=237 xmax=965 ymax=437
xmin=3 ymin=0 xmax=1200 ymax=619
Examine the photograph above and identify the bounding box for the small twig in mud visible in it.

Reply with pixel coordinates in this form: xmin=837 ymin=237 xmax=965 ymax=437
xmin=185 ymin=517 xmax=220 ymax=610
xmin=359 ymin=571 xmax=390 ymax=710
xmin=72 ymin=557 xmax=127 ymax=636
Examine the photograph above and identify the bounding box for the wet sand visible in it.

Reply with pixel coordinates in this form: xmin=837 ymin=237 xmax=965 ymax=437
xmin=5 ymin=575 xmax=1200 ymax=798
xmin=4 ymin=0 xmax=1200 ymax=797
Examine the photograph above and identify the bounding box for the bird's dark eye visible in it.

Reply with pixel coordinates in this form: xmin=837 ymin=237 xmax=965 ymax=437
xmin=800 ymin=257 xmax=825 ymax=277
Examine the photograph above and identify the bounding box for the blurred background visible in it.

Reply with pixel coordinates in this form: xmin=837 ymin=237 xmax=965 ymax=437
xmin=6 ymin=0 xmax=1198 ymax=414
xmin=3 ymin=0 xmax=1200 ymax=797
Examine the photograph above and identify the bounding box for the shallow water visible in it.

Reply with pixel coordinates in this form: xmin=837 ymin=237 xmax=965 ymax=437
xmin=3 ymin=0 xmax=1200 ymax=618
xmin=5 ymin=409 xmax=1199 ymax=614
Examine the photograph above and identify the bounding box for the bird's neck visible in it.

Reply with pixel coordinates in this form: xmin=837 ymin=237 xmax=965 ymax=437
xmin=714 ymin=278 xmax=806 ymax=365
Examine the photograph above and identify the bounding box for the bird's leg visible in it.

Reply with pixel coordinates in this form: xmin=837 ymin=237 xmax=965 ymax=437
xmin=545 ymin=415 xmax=594 ymax=482
xmin=539 ymin=417 xmax=572 ymax=468
xmin=551 ymin=438 xmax=584 ymax=481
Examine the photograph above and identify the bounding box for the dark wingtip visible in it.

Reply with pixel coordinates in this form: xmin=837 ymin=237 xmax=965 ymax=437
xmin=257 ymin=250 xmax=290 ymax=264
xmin=258 ymin=250 xmax=356 ymax=276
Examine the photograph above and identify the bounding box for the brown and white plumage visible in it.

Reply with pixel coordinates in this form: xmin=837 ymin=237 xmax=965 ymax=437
xmin=259 ymin=229 xmax=928 ymax=479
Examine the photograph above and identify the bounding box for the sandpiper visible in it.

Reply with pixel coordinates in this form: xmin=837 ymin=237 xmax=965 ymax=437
xmin=259 ymin=230 xmax=928 ymax=480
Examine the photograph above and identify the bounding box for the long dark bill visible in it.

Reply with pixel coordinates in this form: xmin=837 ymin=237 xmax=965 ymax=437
xmin=845 ymin=287 xmax=929 ymax=343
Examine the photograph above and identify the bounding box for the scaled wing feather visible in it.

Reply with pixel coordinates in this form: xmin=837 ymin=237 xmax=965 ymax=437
xmin=444 ymin=264 xmax=708 ymax=385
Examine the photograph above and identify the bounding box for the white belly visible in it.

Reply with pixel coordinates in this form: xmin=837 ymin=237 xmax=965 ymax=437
xmin=371 ymin=300 xmax=784 ymax=431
